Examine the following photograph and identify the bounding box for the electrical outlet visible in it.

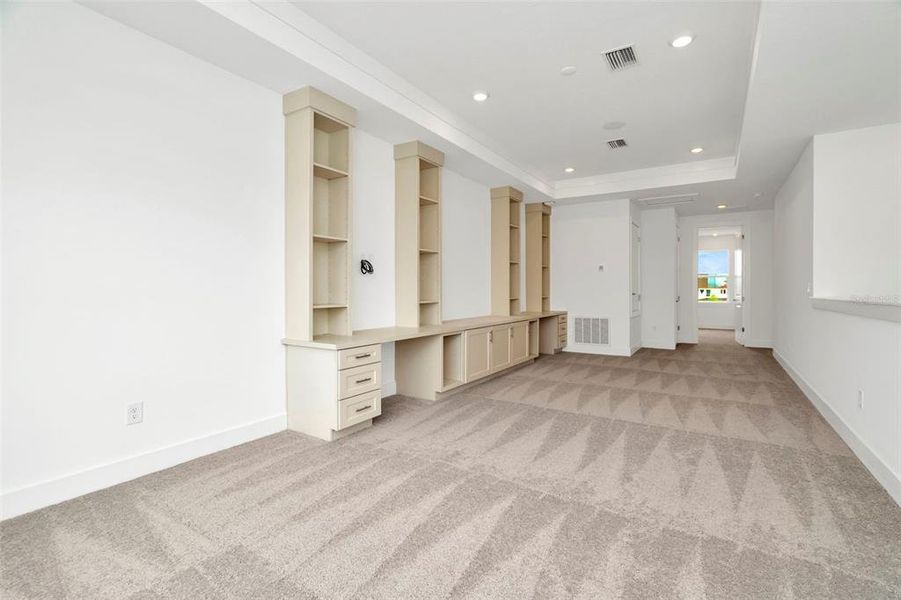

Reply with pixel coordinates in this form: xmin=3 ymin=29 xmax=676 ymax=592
xmin=857 ymin=390 xmax=864 ymax=410
xmin=126 ymin=402 xmax=143 ymax=425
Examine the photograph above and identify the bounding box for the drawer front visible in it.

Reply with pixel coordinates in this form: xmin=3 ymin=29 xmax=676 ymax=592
xmin=339 ymin=344 xmax=381 ymax=370
xmin=338 ymin=363 xmax=381 ymax=399
xmin=558 ymin=321 xmax=567 ymax=334
xmin=338 ymin=390 xmax=381 ymax=429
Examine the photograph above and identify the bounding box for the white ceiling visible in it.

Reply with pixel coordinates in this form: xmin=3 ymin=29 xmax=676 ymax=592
xmin=295 ymin=1 xmax=758 ymax=181
xmin=82 ymin=0 xmax=900 ymax=215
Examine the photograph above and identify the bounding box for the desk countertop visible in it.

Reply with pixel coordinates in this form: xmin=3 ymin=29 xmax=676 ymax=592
xmin=282 ymin=310 xmax=566 ymax=350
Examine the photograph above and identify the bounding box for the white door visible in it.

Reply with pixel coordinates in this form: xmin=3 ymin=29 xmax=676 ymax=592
xmin=630 ymin=222 xmax=641 ymax=315
xmin=734 ymin=238 xmax=746 ymax=345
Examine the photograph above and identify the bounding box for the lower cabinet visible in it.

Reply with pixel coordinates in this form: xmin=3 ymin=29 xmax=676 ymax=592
xmin=464 ymin=327 xmax=491 ymax=382
xmin=510 ymin=321 xmax=529 ymax=363
xmin=489 ymin=325 xmax=511 ymax=372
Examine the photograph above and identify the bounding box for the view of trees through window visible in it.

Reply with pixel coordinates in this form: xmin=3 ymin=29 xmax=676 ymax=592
xmin=698 ymin=249 xmax=729 ymax=302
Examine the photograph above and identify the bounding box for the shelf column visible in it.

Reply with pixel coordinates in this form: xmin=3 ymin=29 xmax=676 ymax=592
xmin=490 ymin=186 xmax=523 ymax=316
xmin=526 ymin=202 xmax=552 ymax=312
xmin=283 ymin=86 xmax=357 ymax=341
xmin=394 ymin=141 xmax=445 ymax=327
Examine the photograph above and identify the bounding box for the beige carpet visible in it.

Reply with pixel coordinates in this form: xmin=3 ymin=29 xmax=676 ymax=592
xmin=3 ymin=330 xmax=900 ymax=599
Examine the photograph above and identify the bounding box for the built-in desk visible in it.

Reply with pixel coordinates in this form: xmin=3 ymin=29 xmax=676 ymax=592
xmin=282 ymin=310 xmax=567 ymax=441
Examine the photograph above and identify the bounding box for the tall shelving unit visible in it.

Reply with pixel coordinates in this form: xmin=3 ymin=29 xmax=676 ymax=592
xmin=284 ymin=87 xmax=357 ymax=340
xmin=395 ymin=141 xmax=445 ymax=327
xmin=490 ymin=186 xmax=523 ymax=316
xmin=526 ymin=202 xmax=552 ymax=312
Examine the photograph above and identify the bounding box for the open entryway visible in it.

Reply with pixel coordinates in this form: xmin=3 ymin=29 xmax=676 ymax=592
xmin=696 ymin=225 xmax=746 ymax=345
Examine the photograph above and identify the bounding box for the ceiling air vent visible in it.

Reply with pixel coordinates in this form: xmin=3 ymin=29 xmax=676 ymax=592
xmin=607 ymin=138 xmax=628 ymax=149
xmin=603 ymin=45 xmax=638 ymax=71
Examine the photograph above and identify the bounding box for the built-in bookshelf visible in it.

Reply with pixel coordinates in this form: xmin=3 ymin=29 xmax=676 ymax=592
xmin=284 ymin=87 xmax=356 ymax=340
xmin=526 ymin=202 xmax=552 ymax=312
xmin=395 ymin=141 xmax=445 ymax=327
xmin=490 ymin=186 xmax=523 ymax=316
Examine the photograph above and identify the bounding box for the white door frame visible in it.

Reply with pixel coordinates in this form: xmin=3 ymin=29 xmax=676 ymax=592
xmin=685 ymin=222 xmax=749 ymax=343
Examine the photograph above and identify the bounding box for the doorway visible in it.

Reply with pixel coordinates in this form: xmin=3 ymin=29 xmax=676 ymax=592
xmin=695 ymin=226 xmax=745 ymax=345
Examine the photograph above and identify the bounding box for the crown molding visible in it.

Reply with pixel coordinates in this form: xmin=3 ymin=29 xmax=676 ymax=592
xmin=200 ymin=0 xmax=555 ymax=196
xmin=198 ymin=0 xmax=743 ymax=202
xmin=553 ymin=157 xmax=738 ymax=199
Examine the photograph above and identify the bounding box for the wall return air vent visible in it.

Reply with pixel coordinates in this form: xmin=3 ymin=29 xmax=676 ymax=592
xmin=603 ymin=45 xmax=638 ymax=71
xmin=607 ymin=138 xmax=628 ymax=149
xmin=574 ymin=317 xmax=609 ymax=345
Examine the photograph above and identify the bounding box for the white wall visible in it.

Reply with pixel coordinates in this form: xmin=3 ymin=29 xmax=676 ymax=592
xmin=678 ymin=211 xmax=774 ymax=347
xmin=812 ymin=123 xmax=901 ymax=302
xmin=352 ymin=130 xmax=396 ymax=330
xmin=553 ymin=199 xmax=632 ymax=355
xmin=442 ymin=170 xmax=491 ymax=320
xmin=1 ymin=2 xmax=285 ymax=517
xmin=774 ymin=140 xmax=901 ymax=504
xmin=1 ymin=2 xmax=499 ymax=518
xmin=639 ymin=208 xmax=677 ymax=349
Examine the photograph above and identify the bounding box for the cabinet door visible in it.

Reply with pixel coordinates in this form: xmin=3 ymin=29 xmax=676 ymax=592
xmin=490 ymin=325 xmax=511 ymax=372
xmin=510 ymin=321 xmax=529 ymax=364
xmin=464 ymin=327 xmax=491 ymax=382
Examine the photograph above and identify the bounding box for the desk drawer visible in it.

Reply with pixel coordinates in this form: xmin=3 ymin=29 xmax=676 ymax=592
xmin=338 ymin=363 xmax=381 ymax=399
xmin=339 ymin=344 xmax=381 ymax=370
xmin=338 ymin=390 xmax=381 ymax=429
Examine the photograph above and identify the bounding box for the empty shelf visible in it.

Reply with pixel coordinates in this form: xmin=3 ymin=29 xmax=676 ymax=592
xmin=313 ymin=162 xmax=349 ymax=180
xmin=313 ymin=234 xmax=348 ymax=243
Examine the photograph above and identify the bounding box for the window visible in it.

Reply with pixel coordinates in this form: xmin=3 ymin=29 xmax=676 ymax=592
xmin=698 ymin=249 xmax=729 ymax=302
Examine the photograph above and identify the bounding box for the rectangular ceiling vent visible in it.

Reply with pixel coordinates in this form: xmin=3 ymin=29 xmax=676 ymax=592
xmin=574 ymin=317 xmax=609 ymax=345
xmin=640 ymin=193 xmax=699 ymax=207
xmin=603 ymin=45 xmax=638 ymax=71
xmin=607 ymin=138 xmax=628 ymax=149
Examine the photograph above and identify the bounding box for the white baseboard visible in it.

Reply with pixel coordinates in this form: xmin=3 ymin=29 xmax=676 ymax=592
xmin=0 ymin=413 xmax=287 ymax=521
xmin=641 ymin=338 xmax=677 ymax=350
xmin=564 ymin=344 xmax=634 ymax=357
xmin=382 ymin=381 xmax=397 ymax=397
xmin=773 ymin=350 xmax=900 ymax=507
xmin=745 ymin=339 xmax=773 ymax=348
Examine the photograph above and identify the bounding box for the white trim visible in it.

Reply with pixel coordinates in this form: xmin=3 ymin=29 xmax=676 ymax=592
xmin=381 ymin=381 xmax=397 ymax=397
xmin=0 ymin=414 xmax=287 ymax=521
xmin=744 ymin=338 xmax=773 ymax=348
xmin=201 ymin=0 xmax=553 ymax=196
xmin=641 ymin=339 xmax=677 ymax=350
xmin=773 ymin=350 xmax=901 ymax=507
xmin=811 ymin=297 xmax=901 ymax=323
xmin=564 ymin=344 xmax=634 ymax=357
xmin=554 ymin=157 xmax=737 ymax=199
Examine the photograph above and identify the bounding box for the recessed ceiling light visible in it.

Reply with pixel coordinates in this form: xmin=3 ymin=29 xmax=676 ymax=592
xmin=472 ymin=91 xmax=489 ymax=102
xmin=690 ymin=147 xmax=704 ymax=154
xmin=713 ymin=233 xmax=718 ymax=237
xmin=717 ymin=204 xmax=727 ymax=209
xmin=564 ymin=167 xmax=575 ymax=173
xmin=603 ymin=121 xmax=625 ymax=130
xmin=671 ymin=35 xmax=694 ymax=48
xmin=754 ymin=192 xmax=762 ymax=198
xmin=560 ymin=66 xmax=577 ymax=76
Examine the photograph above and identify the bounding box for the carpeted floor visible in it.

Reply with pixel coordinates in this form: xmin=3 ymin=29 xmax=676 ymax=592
xmin=3 ymin=330 xmax=900 ymax=599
